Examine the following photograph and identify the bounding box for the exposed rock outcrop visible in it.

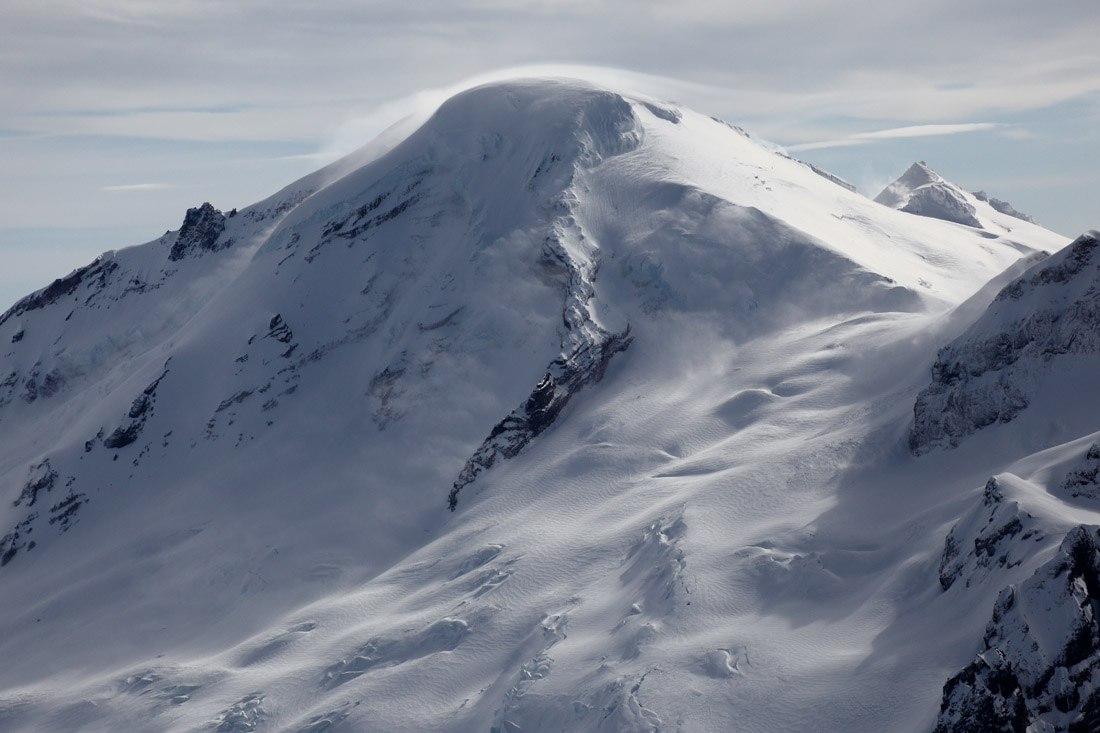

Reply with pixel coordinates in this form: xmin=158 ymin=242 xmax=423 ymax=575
xmin=935 ymin=525 xmax=1100 ymax=732
xmin=910 ymin=232 xmax=1099 ymax=455
xmin=0 ymin=257 xmax=119 ymax=329
xmin=100 ymin=364 xmax=169 ymax=452
xmin=447 ymin=226 xmax=633 ymax=511
xmin=447 ymin=324 xmax=631 ymax=511
xmin=1062 ymin=444 xmax=1100 ymax=501
xmin=169 ymin=203 xmax=228 ymax=261
xmin=973 ymin=190 xmax=1037 ymax=224
xmin=938 ymin=477 xmax=1046 ymax=591
xmin=13 ymin=459 xmax=57 ymax=508
xmin=804 ymin=162 xmax=858 ymax=192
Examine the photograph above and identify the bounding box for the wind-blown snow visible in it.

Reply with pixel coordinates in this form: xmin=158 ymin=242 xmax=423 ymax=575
xmin=0 ymin=77 xmax=1090 ymax=732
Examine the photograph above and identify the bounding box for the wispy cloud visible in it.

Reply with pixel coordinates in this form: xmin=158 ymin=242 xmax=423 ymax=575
xmin=4 ymin=1 xmax=1099 ymax=143
xmin=787 ymin=123 xmax=1002 ymax=152
xmin=100 ymin=182 xmax=178 ymax=191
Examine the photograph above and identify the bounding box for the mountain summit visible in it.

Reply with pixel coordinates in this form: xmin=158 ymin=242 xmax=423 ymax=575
xmin=876 ymin=160 xmax=1041 ymax=232
xmin=0 ymin=78 xmax=1092 ymax=732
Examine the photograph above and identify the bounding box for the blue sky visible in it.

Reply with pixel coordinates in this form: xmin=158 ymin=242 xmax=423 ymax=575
xmin=2 ymin=0 xmax=1098 ymax=309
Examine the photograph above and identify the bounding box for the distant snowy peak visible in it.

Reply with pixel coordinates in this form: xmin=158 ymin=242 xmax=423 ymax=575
xmin=911 ymin=231 xmax=1100 ymax=454
xmin=876 ymin=161 xmax=1042 ymax=234
xmin=875 ymin=161 xmax=981 ymax=228
xmin=874 ymin=160 xmax=942 ymax=207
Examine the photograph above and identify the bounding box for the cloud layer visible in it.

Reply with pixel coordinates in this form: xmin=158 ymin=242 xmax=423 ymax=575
xmin=788 ymin=123 xmax=1004 ymax=152
xmin=5 ymin=1 xmax=1099 ymax=144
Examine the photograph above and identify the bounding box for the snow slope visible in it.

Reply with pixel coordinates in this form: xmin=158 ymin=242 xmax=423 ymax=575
xmin=0 ymin=77 xmax=1089 ymax=732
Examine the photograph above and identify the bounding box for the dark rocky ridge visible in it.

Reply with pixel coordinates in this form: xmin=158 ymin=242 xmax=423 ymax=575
xmin=910 ymin=231 xmax=1099 ymax=455
xmin=938 ymin=477 xmax=1045 ymax=592
xmin=447 ymin=325 xmax=632 ymax=511
xmin=2 ymin=458 xmax=88 ymax=568
xmin=935 ymin=525 xmax=1100 ymax=732
xmin=169 ymin=203 xmax=228 ymax=261
xmin=0 ymin=257 xmax=119 ymax=329
xmin=447 ymin=220 xmax=634 ymax=510
xmin=1062 ymin=444 xmax=1100 ymax=501
xmin=100 ymin=364 xmax=169 ymax=452
xmin=973 ymin=191 xmax=1037 ymax=224
xmin=12 ymin=459 xmax=57 ymax=508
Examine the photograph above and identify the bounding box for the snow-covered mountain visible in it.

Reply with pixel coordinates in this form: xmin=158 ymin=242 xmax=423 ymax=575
xmin=874 ymin=160 xmax=1043 ymax=233
xmin=0 ymin=77 xmax=1094 ymax=732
